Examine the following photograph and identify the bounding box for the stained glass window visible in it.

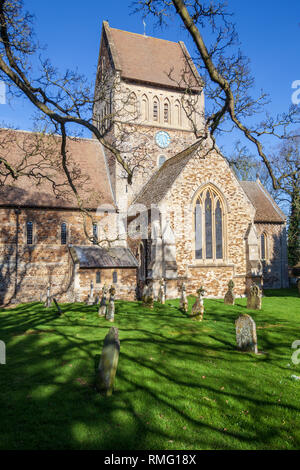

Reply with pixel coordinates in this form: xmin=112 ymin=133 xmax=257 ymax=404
xmin=194 ymin=187 xmax=225 ymax=260
xmin=195 ymin=198 xmax=202 ymax=259
xmin=215 ymin=200 xmax=223 ymax=259
xmin=205 ymin=192 xmax=213 ymax=259
xmin=261 ymin=233 xmax=266 ymax=260
xmin=61 ymin=223 xmax=67 ymax=245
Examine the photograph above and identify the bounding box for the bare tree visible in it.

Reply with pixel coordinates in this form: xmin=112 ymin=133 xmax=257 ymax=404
xmin=133 ymin=0 xmax=300 ymax=191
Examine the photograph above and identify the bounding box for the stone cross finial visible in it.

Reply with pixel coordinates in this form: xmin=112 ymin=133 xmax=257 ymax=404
xmin=191 ymin=286 xmax=205 ymax=321
xmin=247 ymin=282 xmax=262 ymax=310
xmin=224 ymin=279 xmax=235 ymax=305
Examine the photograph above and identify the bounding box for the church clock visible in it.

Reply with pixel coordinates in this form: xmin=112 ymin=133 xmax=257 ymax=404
xmin=155 ymin=131 xmax=171 ymax=149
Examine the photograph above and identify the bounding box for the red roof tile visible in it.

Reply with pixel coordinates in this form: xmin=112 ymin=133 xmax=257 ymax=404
xmin=0 ymin=129 xmax=115 ymax=210
xmin=105 ymin=22 xmax=202 ymax=91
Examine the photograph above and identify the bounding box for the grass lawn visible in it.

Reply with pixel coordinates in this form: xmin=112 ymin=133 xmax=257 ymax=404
xmin=0 ymin=288 xmax=300 ymax=450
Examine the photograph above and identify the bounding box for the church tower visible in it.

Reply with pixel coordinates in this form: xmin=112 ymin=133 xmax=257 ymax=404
xmin=93 ymin=21 xmax=204 ymax=210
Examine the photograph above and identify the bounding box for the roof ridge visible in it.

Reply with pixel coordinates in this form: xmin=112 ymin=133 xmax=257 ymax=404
xmin=133 ymin=140 xmax=201 ymax=206
xmin=110 ymin=26 xmax=181 ymax=45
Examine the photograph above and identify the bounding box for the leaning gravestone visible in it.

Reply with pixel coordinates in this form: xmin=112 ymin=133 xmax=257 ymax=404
xmin=235 ymin=314 xmax=258 ymax=353
xmin=98 ymin=285 xmax=108 ymax=317
xmin=158 ymin=278 xmax=166 ymax=304
xmin=190 ymin=286 xmax=205 ymax=321
xmin=180 ymin=283 xmax=188 ymax=313
xmin=141 ymin=283 xmax=148 ymax=306
xmin=44 ymin=286 xmax=51 ymax=308
xmin=96 ymin=327 xmax=120 ymax=396
xmin=87 ymin=280 xmax=95 ymax=305
xmin=224 ymin=279 xmax=235 ymax=306
xmin=146 ymin=282 xmax=154 ymax=309
xmin=247 ymin=283 xmax=262 ymax=310
xmin=106 ymin=286 xmax=116 ymax=322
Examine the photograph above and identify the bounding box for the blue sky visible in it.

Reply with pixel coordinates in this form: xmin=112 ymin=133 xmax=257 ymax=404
xmin=1 ymin=0 xmax=299 ymax=158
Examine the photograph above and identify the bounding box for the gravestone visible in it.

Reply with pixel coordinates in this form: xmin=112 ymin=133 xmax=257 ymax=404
xmin=190 ymin=286 xmax=205 ymax=321
xmin=87 ymin=280 xmax=94 ymax=305
xmin=53 ymin=298 xmax=62 ymax=316
xmin=224 ymin=279 xmax=235 ymax=306
xmin=106 ymin=286 xmax=116 ymax=322
xmin=247 ymin=283 xmax=262 ymax=310
xmin=158 ymin=278 xmax=166 ymax=304
xmin=146 ymin=282 xmax=154 ymax=309
xmin=98 ymin=285 xmax=108 ymax=317
xmin=179 ymin=283 xmax=188 ymax=313
xmin=96 ymin=327 xmax=120 ymax=396
xmin=235 ymin=314 xmax=258 ymax=353
xmin=44 ymin=286 xmax=51 ymax=308
xmin=141 ymin=283 xmax=148 ymax=306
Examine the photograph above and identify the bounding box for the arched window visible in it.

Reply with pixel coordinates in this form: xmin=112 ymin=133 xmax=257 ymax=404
xmin=158 ymin=155 xmax=166 ymax=168
xmin=26 ymin=221 xmax=33 ymax=245
xmin=164 ymin=99 xmax=170 ymax=124
xmin=174 ymin=100 xmax=181 ymax=127
xmin=261 ymin=233 xmax=267 ymax=260
xmin=113 ymin=271 xmax=118 ymax=283
xmin=92 ymin=223 xmax=98 ymax=245
xmin=141 ymin=94 xmax=149 ymax=121
xmin=61 ymin=223 xmax=67 ymax=245
xmin=153 ymin=97 xmax=159 ymax=122
xmin=194 ymin=186 xmax=225 ymax=260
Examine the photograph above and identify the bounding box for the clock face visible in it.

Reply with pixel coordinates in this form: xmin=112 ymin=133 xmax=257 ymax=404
xmin=155 ymin=131 xmax=171 ymax=149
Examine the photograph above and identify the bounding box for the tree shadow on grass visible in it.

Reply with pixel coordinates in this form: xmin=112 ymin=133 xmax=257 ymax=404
xmin=1 ymin=296 xmax=300 ymax=450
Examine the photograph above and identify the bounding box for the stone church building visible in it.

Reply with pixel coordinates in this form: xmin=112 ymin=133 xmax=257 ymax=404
xmin=0 ymin=22 xmax=288 ymax=306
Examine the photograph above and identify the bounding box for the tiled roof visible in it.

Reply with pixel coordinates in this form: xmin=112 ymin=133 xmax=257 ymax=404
xmin=0 ymin=129 xmax=115 ymax=210
xmin=134 ymin=141 xmax=201 ymax=207
xmin=240 ymin=181 xmax=286 ymax=223
xmin=104 ymin=22 xmax=202 ymax=91
xmin=69 ymin=245 xmax=138 ymax=268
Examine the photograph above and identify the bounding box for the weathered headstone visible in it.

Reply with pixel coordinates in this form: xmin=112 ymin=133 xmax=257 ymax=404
xmin=44 ymin=285 xmax=51 ymax=308
xmin=106 ymin=286 xmax=116 ymax=322
xmin=158 ymin=278 xmax=166 ymax=304
xmin=247 ymin=283 xmax=262 ymax=310
xmin=96 ymin=327 xmax=120 ymax=396
xmin=145 ymin=282 xmax=154 ymax=309
xmin=53 ymin=298 xmax=62 ymax=316
xmin=179 ymin=283 xmax=188 ymax=313
xmin=235 ymin=314 xmax=258 ymax=353
xmin=141 ymin=283 xmax=148 ymax=306
xmin=190 ymin=286 xmax=205 ymax=321
xmin=87 ymin=280 xmax=94 ymax=305
xmin=224 ymin=279 xmax=235 ymax=306
xmin=98 ymin=285 xmax=108 ymax=317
